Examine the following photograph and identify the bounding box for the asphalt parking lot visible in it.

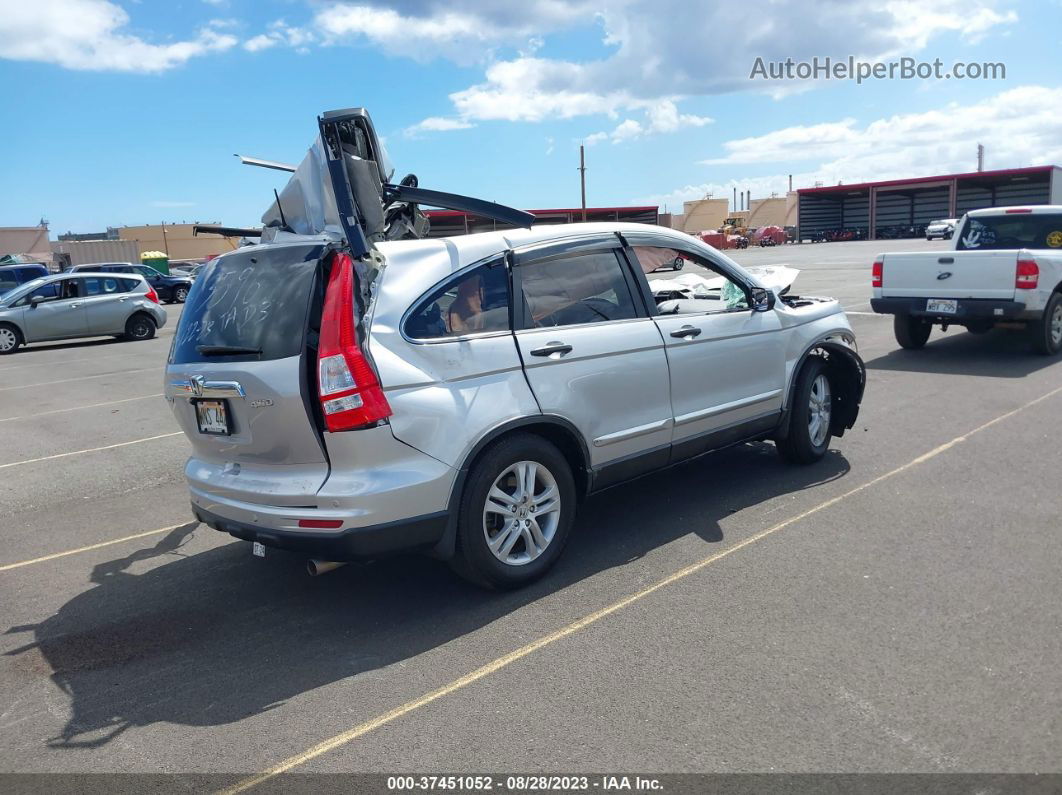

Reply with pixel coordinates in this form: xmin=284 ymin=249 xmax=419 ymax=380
xmin=1 ymin=238 xmax=1060 ymax=781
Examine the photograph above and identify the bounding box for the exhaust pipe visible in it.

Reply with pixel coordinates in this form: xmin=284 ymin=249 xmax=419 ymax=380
xmin=307 ymin=559 xmax=347 ymax=576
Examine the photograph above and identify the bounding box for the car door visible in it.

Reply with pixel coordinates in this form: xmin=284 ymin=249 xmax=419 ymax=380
xmin=624 ymin=235 xmax=785 ymax=461
xmin=21 ymin=277 xmax=88 ymax=341
xmin=511 ymin=235 xmax=673 ymax=487
xmin=134 ymin=265 xmax=168 ymax=299
xmin=82 ymin=275 xmax=136 ymax=334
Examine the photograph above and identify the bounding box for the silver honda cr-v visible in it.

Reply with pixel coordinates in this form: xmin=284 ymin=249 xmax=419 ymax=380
xmin=166 ymin=108 xmax=864 ymax=588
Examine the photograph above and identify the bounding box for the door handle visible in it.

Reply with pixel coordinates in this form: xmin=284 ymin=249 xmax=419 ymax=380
xmin=69 ymin=303 xmax=80 ymax=309
xmin=670 ymin=325 xmax=701 ymax=339
xmin=119 ymin=296 xmax=128 ymax=302
xmin=938 ymin=257 xmax=954 ymax=264
xmin=530 ymin=341 xmax=573 ymax=357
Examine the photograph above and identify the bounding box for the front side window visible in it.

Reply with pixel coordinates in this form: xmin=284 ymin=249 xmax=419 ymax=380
xmin=14 ymin=281 xmax=65 ymax=306
xmin=632 ymin=245 xmax=749 ymax=316
xmin=405 ymin=263 xmax=510 ymax=339
xmin=519 ymin=250 xmax=638 ymax=328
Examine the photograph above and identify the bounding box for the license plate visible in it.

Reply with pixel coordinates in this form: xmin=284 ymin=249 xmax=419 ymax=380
xmin=252 ymin=542 xmax=265 ymax=558
xmin=195 ymin=399 xmax=230 ymax=435
xmin=926 ymin=299 xmax=957 ymax=314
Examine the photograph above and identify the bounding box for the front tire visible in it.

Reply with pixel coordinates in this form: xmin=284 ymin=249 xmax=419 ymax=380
xmin=776 ymin=357 xmax=833 ymax=465
xmin=451 ymin=434 xmax=576 ymax=589
xmin=0 ymin=323 xmax=22 ymax=355
xmin=173 ymin=286 xmax=189 ymax=303
xmin=894 ymin=314 xmax=932 ymax=349
xmin=1031 ymin=292 xmax=1062 ymax=355
xmin=124 ymin=314 xmax=156 ymax=341
xmin=672 ymin=257 xmax=684 ymax=271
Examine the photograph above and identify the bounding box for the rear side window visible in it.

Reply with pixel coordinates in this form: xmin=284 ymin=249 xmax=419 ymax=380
xmin=83 ymin=277 xmax=126 ymax=295
xmin=957 ymin=213 xmax=1062 ymax=250
xmin=169 ymin=245 xmax=324 ymax=364
xmin=405 ymin=263 xmax=510 ymax=339
xmin=518 ymin=250 xmax=638 ymax=328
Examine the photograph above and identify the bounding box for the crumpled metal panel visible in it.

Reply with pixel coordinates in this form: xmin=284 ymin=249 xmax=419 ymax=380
xmin=261 ymin=137 xmax=343 ymax=238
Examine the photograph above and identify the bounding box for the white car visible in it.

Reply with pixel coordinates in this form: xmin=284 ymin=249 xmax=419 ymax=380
xmin=871 ymin=205 xmax=1062 ymax=354
xmin=925 ymin=218 xmax=958 ymax=240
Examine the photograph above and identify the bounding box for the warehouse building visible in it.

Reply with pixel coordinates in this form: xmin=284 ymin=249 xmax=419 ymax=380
xmin=797 ymin=165 xmax=1062 ymax=240
xmin=424 ymin=205 xmax=658 ymax=237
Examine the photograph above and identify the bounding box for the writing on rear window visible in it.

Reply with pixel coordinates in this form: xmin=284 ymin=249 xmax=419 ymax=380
xmin=170 ymin=245 xmax=323 ymax=364
xmin=957 ymin=214 xmax=1062 ymax=250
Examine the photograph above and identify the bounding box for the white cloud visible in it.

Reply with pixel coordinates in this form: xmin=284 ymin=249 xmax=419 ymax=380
xmin=0 ymin=0 xmax=237 ymax=72
xmin=417 ymin=0 xmax=1017 ymax=123
xmin=583 ymin=132 xmax=608 ymax=146
xmin=589 ymin=99 xmax=713 ymax=143
xmin=243 ymin=20 xmax=314 ymax=53
xmin=404 ymin=116 xmax=476 ymax=137
xmin=640 ymin=85 xmax=1062 ymax=207
xmin=545 ymin=136 xmax=555 ymax=155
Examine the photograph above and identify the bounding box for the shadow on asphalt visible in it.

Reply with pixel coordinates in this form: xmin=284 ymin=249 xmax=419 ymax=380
xmin=4 ymin=442 xmax=849 ymax=748
xmin=864 ymin=328 xmax=1057 ymax=378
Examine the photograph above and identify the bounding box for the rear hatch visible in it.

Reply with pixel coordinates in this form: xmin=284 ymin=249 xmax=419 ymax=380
xmin=166 ymin=241 xmax=330 ymax=506
xmin=881 ymin=250 xmax=1018 ymax=299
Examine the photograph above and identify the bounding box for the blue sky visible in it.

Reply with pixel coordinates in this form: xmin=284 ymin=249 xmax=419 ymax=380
xmin=2 ymin=0 xmax=1059 ymax=235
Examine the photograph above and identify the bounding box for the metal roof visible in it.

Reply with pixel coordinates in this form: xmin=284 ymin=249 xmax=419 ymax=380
xmin=797 ymin=165 xmax=1059 ymax=195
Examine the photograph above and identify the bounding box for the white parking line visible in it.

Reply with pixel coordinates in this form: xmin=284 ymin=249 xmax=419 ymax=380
xmin=0 ymin=432 xmax=183 ymax=470
xmin=0 ymin=393 xmax=164 ymax=423
xmin=0 ymin=367 xmax=159 ymax=392
xmin=0 ymin=351 xmax=139 ymax=372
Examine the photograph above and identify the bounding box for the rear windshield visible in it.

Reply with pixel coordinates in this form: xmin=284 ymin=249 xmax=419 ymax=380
xmin=169 ymin=243 xmax=326 ymax=364
xmin=956 ymin=213 xmax=1062 ymax=250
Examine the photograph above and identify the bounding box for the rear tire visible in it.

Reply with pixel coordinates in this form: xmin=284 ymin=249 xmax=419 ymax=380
xmin=894 ymin=314 xmax=931 ymax=349
xmin=776 ymin=357 xmax=833 ymax=465
xmin=451 ymin=434 xmax=576 ymax=589
xmin=673 ymin=257 xmax=684 ymax=271
xmin=124 ymin=314 xmax=156 ymax=341
xmin=0 ymin=323 xmax=22 ymax=355
xmin=1031 ymin=292 xmax=1062 ymax=355
xmin=173 ymin=286 xmax=189 ymax=303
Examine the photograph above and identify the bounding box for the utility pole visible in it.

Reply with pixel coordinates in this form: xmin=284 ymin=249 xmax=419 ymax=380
xmin=977 ymin=143 xmax=985 ymax=172
xmin=733 ymin=187 xmax=737 ymax=211
xmin=578 ymin=145 xmax=587 ymax=222
xmin=161 ymin=221 xmax=169 ymax=256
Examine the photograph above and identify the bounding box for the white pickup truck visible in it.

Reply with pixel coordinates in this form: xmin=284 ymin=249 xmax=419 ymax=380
xmin=871 ymin=205 xmax=1062 ymax=355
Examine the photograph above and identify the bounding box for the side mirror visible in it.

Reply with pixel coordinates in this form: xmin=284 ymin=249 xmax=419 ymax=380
xmin=30 ymin=295 xmax=46 ymax=307
xmin=750 ymin=287 xmax=774 ymax=312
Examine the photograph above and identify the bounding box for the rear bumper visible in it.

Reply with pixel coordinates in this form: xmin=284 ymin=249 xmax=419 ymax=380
xmin=871 ymin=297 xmax=1028 ymax=321
xmin=193 ymin=503 xmax=448 ymax=560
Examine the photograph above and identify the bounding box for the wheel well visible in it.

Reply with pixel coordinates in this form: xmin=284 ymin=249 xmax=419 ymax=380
xmin=128 ymin=311 xmax=157 ymax=327
xmin=782 ymin=342 xmax=865 ymax=439
xmin=464 ymin=421 xmax=590 ymax=498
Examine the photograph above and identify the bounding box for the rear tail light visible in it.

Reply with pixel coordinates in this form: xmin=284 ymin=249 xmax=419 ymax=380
xmin=1016 ymin=258 xmax=1039 ymax=289
xmin=145 ymin=286 xmax=159 ymax=303
xmin=317 ymin=251 xmax=392 ymax=431
xmin=871 ymin=259 xmax=883 ymax=288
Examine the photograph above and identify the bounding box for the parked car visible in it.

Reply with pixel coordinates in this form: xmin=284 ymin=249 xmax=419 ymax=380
xmin=69 ymin=262 xmax=192 ymax=303
xmin=166 ymin=107 xmax=864 ymax=589
xmin=0 ymin=263 xmax=49 ymax=297
xmin=871 ymin=205 xmax=1062 ymax=354
xmin=925 ymin=218 xmax=958 ymax=240
xmin=0 ymin=272 xmax=167 ymax=354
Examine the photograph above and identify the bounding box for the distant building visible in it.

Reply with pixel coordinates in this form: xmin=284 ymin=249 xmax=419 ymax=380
xmin=58 ymin=228 xmax=120 ymax=242
xmin=114 ymin=223 xmax=241 ymax=260
xmin=797 ymin=165 xmax=1062 ymax=240
xmin=0 ymin=224 xmax=53 ymax=264
xmin=424 ymin=206 xmax=659 ymax=237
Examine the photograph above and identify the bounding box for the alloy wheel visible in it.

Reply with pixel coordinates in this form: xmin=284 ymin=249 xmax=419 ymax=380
xmin=808 ymin=374 xmax=832 ymax=447
xmin=482 ymin=460 xmax=561 ymax=566
xmin=0 ymin=327 xmax=17 ymax=352
xmin=1051 ymin=304 xmax=1062 ymax=348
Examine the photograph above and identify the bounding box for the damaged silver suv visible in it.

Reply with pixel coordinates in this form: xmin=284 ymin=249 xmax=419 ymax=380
xmin=166 ymin=108 xmax=864 ymax=588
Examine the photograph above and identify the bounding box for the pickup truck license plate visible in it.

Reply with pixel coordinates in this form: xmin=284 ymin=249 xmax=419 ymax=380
xmin=194 ymin=399 xmax=230 ymax=435
xmin=926 ymin=299 xmax=957 ymax=314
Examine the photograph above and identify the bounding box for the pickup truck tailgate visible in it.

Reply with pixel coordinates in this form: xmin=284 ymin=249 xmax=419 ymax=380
xmin=882 ymin=251 xmax=1016 ymax=299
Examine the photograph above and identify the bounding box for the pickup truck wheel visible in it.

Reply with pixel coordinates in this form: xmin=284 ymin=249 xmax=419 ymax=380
xmin=451 ymin=434 xmax=576 ymax=589
xmin=0 ymin=323 xmax=22 ymax=355
xmin=776 ymin=357 xmax=833 ymax=465
xmin=124 ymin=314 xmax=156 ymax=341
xmin=894 ymin=314 xmax=931 ymax=349
xmin=1031 ymin=292 xmax=1062 ymax=355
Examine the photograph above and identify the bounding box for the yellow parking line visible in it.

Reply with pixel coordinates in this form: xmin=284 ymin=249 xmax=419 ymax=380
xmin=223 ymin=382 xmax=1062 ymax=792
xmin=0 ymin=524 xmax=185 ymax=573
xmin=0 ymin=393 xmax=163 ymax=423
xmin=0 ymin=432 xmax=182 ymax=470
xmin=0 ymin=367 xmax=159 ymax=392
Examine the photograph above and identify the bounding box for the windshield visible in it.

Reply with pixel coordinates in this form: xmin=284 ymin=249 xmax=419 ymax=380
xmin=956 ymin=213 xmax=1062 ymax=250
